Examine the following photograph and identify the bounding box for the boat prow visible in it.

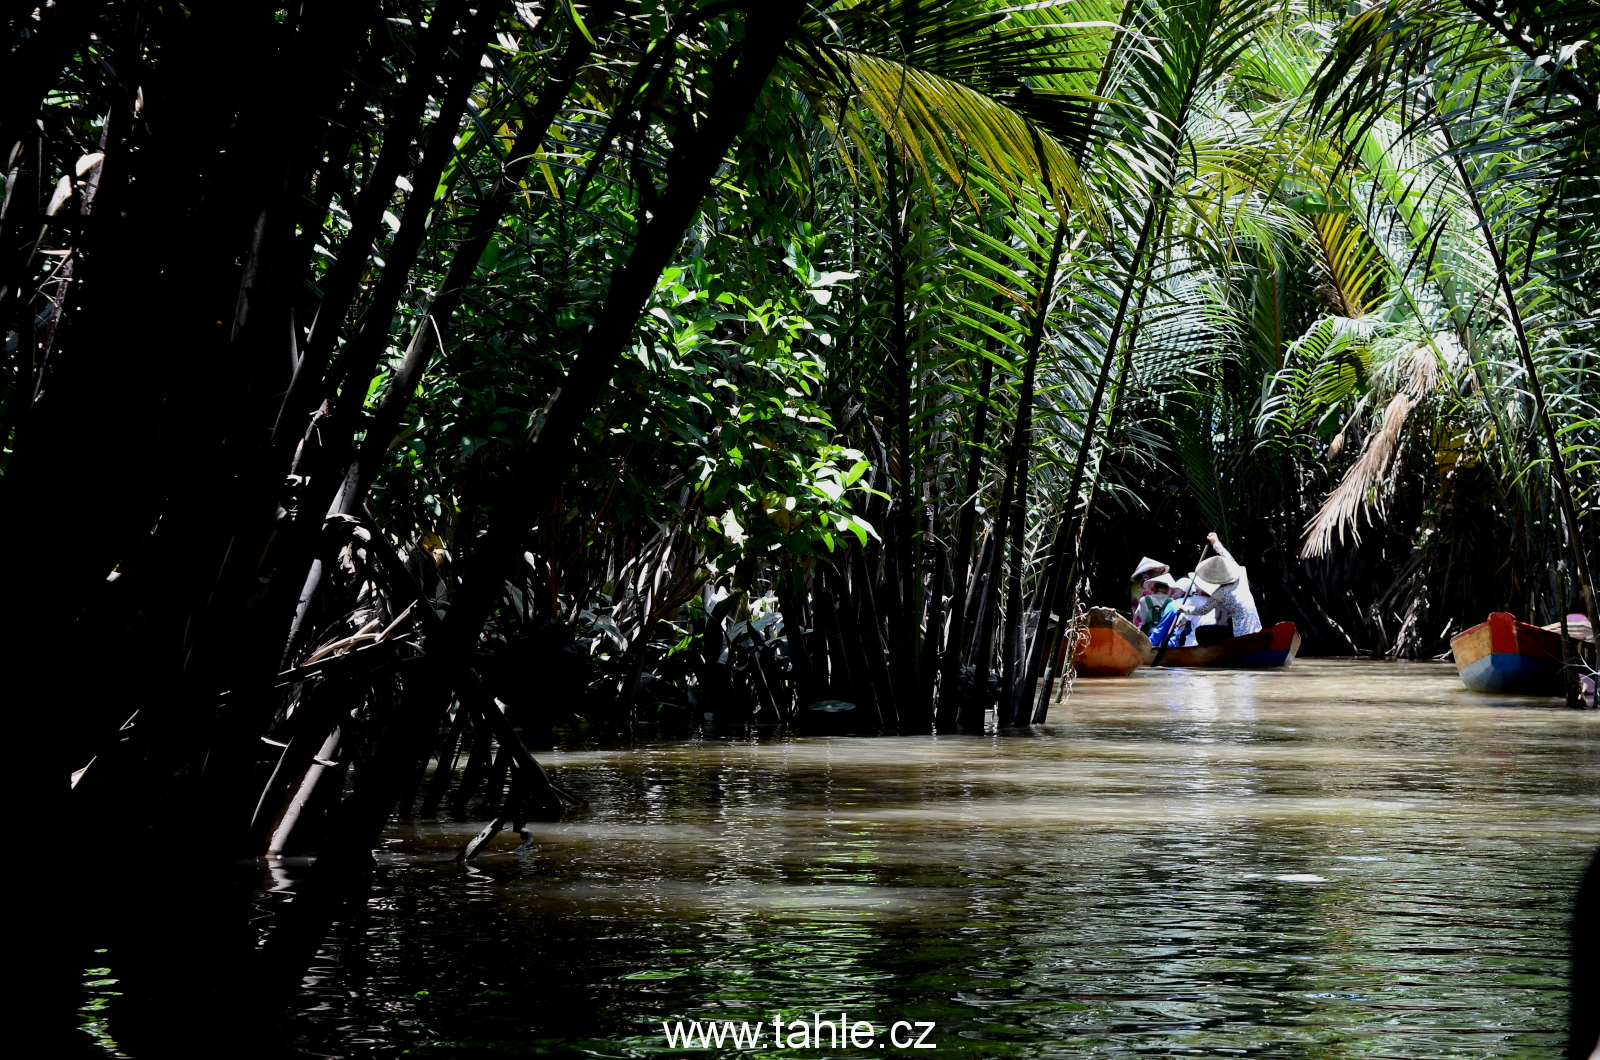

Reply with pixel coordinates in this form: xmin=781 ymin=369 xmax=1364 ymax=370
xmin=1072 ymin=607 xmax=1154 ymax=677
xmin=1449 ymin=612 xmax=1564 ymax=694
xmin=1157 ymin=622 xmax=1300 ymax=668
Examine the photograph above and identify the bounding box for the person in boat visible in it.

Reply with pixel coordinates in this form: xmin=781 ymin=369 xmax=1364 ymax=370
xmin=1135 ymin=574 xmax=1176 ymax=635
xmin=1128 ymin=557 xmax=1171 ymax=621
xmin=1152 ymin=573 xmax=1209 ymax=646
xmin=1179 ymin=533 xmax=1262 ymax=637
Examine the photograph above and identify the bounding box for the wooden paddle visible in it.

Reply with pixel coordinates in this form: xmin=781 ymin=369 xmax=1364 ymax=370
xmin=1151 ymin=539 xmax=1212 ymax=667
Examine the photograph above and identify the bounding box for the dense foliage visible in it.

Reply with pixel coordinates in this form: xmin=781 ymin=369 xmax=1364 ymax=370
xmin=6 ymin=0 xmax=1597 ymax=876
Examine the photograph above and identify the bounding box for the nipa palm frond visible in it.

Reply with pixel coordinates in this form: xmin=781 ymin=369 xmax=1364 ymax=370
xmin=792 ymin=0 xmax=1110 ymax=212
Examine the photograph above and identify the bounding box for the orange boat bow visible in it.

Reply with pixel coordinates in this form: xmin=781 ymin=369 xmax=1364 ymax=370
xmin=1072 ymin=608 xmax=1155 ymax=677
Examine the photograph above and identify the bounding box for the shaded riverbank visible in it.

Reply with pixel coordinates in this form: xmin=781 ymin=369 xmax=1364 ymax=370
xmin=91 ymin=659 xmax=1599 ymax=1056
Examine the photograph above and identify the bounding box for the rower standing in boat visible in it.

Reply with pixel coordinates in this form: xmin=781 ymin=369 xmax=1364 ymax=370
xmin=1180 ymin=534 xmax=1262 ymax=636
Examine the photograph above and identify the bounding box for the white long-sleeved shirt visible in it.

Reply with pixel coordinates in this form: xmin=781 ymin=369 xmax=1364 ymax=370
xmin=1183 ymin=543 xmax=1262 ymax=636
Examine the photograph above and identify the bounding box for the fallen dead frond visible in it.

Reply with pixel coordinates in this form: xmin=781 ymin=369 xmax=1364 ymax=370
xmin=1301 ymin=391 xmax=1413 ymax=559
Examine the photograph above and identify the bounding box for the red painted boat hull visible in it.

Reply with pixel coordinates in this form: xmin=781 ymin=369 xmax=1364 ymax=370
xmin=1157 ymin=622 xmax=1301 ymax=668
xmin=1449 ymin=612 xmax=1564 ymax=694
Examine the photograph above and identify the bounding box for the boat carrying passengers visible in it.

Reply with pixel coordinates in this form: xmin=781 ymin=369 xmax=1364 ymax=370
xmin=1181 ymin=533 xmax=1262 ymax=637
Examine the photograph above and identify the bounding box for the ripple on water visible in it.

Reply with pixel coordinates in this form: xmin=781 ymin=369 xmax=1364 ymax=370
xmin=271 ymin=658 xmax=1594 ymax=1058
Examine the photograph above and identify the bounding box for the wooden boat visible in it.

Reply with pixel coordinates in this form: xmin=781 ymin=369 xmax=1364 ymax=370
xmin=1449 ymin=612 xmax=1564 ymax=694
xmin=1071 ymin=607 xmax=1156 ymax=676
xmin=1156 ymin=622 xmax=1301 ymax=668
xmin=1540 ymin=614 xmax=1594 ymax=643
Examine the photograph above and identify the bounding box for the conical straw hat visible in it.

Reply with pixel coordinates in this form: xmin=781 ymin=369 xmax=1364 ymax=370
xmin=1195 ymin=554 xmax=1240 ymax=586
xmin=1130 ymin=556 xmax=1169 ymax=579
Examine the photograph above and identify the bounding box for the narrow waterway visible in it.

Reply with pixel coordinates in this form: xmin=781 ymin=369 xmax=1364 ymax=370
xmin=194 ymin=660 xmax=1600 ymax=1055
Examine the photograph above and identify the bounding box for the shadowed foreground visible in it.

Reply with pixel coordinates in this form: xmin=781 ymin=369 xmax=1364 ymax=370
xmin=98 ymin=658 xmax=1593 ymax=1058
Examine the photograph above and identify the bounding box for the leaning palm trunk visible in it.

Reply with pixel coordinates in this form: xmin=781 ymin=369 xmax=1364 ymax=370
xmin=346 ymin=5 xmax=618 ymax=508
xmin=192 ymin=5 xmax=504 ymax=820
xmin=269 ymin=0 xmax=472 ymax=458
xmin=970 ymin=423 xmax=1020 ymax=723
xmin=247 ymin=13 xmax=615 ymax=811
xmin=30 ymin=1 xmax=377 ymax=829
xmin=1015 ymin=0 xmax=1268 ymax=718
xmin=999 ymin=217 xmax=1070 ymax=724
xmin=1020 ymin=195 xmax=1163 ymax=720
xmin=1030 ymin=254 xmax=1158 ymax=717
xmin=279 ymin=0 xmax=810 ymax=898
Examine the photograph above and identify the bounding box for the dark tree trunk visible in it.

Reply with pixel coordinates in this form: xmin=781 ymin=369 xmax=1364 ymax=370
xmin=827 ymin=562 xmax=886 ymax=726
xmin=917 ymin=545 xmax=945 ymax=730
xmin=349 ymin=4 xmax=619 ymax=502
xmin=1026 ymin=204 xmax=1163 ymax=720
xmin=852 ymin=544 xmax=899 ymax=725
xmin=884 ymin=144 xmax=919 ymax=720
xmin=270 ymin=6 xmax=812 ymax=912
xmin=938 ymin=354 xmax=994 ymax=730
xmin=1014 ymin=199 xmax=1163 ymax=718
xmin=998 ymin=218 xmax=1068 ymax=725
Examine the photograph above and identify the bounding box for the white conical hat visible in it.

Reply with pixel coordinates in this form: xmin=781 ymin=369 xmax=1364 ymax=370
xmin=1180 ymin=572 xmax=1217 ymax=594
xmin=1130 ymin=556 xmax=1169 ymax=579
xmin=1195 ymin=554 xmax=1240 ymax=585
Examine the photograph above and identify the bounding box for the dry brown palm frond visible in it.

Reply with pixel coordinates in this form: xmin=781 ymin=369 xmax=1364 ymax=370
xmin=1370 ymin=339 xmax=1440 ymax=398
xmin=1403 ymin=342 xmax=1438 ymax=397
xmin=1300 ymin=391 xmax=1413 ymax=559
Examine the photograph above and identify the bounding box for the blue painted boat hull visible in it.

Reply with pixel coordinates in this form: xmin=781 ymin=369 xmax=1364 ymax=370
xmin=1235 ymin=648 xmax=1294 ymax=668
xmin=1159 ymin=623 xmax=1301 ymax=668
xmin=1457 ymin=652 xmax=1561 ymax=694
xmin=1451 ymin=613 xmax=1566 ymax=695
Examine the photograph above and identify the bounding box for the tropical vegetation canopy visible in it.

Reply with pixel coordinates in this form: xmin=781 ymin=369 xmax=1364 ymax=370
xmin=7 ymin=0 xmax=1596 ymax=890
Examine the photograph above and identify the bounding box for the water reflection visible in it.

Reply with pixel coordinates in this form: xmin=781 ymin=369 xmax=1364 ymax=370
xmin=123 ymin=660 xmax=1600 ymax=1056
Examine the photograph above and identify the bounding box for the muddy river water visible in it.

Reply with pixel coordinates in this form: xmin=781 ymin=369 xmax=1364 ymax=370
xmin=118 ymin=659 xmax=1600 ymax=1056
